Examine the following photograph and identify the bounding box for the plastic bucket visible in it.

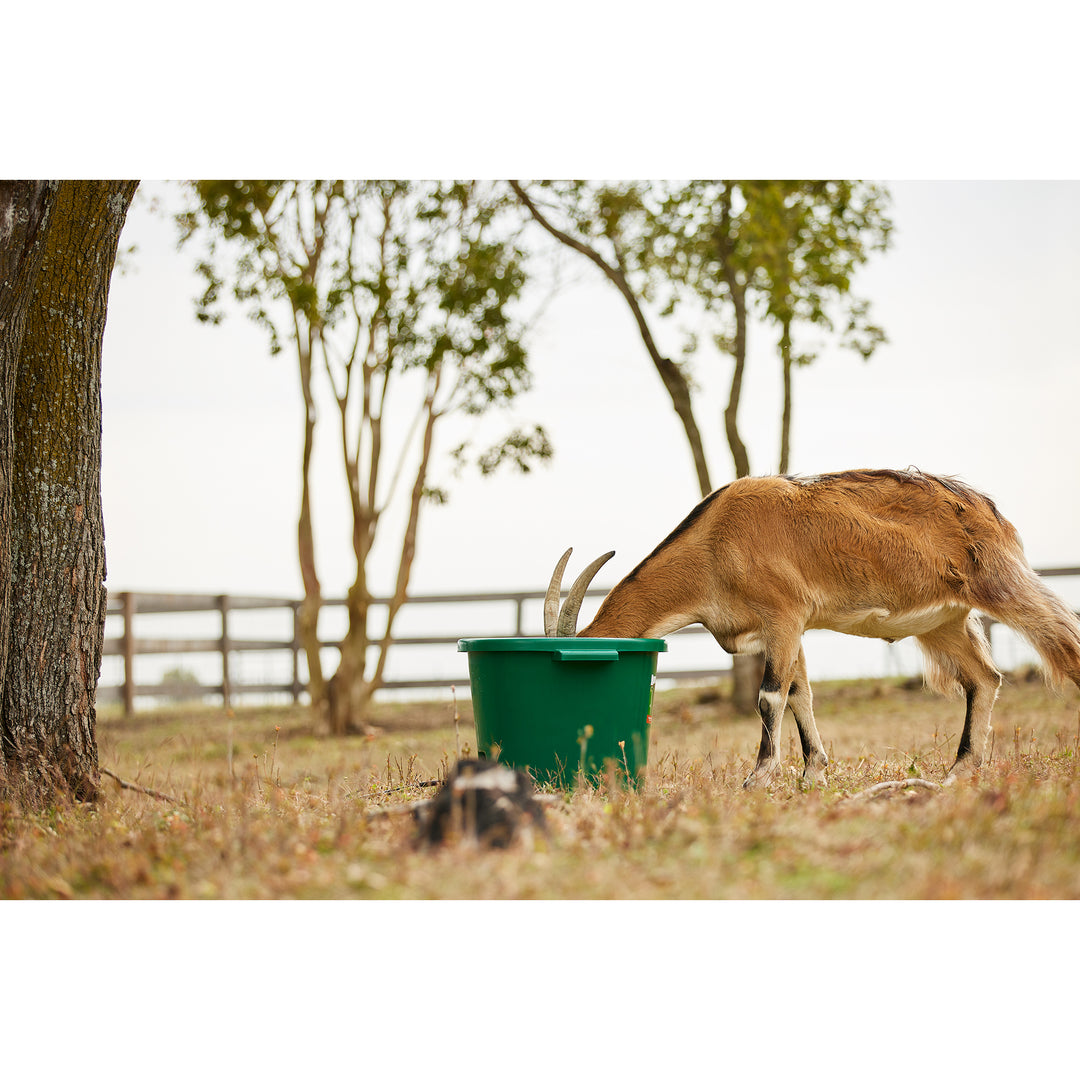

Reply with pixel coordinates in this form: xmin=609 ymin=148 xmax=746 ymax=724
xmin=457 ymin=637 xmax=667 ymax=787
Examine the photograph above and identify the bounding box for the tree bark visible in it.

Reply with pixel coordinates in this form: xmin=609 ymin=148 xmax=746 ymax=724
xmin=0 ymin=181 xmax=59 ymax=716
xmin=0 ymin=180 xmax=137 ymax=800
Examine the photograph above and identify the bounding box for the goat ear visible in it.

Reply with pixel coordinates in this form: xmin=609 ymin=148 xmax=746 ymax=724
xmin=544 ymin=549 xmax=573 ymax=637
xmin=557 ymin=551 xmax=616 ymax=637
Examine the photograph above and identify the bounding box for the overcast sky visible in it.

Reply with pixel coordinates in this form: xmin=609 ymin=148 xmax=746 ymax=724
xmin=102 ymin=180 xmax=1080 ymax=616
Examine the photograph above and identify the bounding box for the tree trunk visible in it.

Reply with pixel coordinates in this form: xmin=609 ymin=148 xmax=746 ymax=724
xmin=778 ymin=315 xmax=793 ymax=475
xmin=1 ymin=180 xmax=137 ymax=800
xmin=327 ymin=370 xmax=441 ymax=737
xmin=716 ymin=188 xmax=751 ymax=483
xmin=722 ymin=278 xmax=752 ymax=481
xmin=295 ymin=333 xmax=325 ymax=713
xmin=731 ymin=653 xmax=766 ymax=714
xmin=0 ymin=181 xmax=59 ymax=718
xmin=327 ymin=579 xmax=371 ymax=737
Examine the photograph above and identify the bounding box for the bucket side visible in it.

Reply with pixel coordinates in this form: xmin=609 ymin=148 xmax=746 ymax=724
xmin=467 ymin=646 xmax=657 ymax=787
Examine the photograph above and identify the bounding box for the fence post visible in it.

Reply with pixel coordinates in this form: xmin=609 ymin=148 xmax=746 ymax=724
xmin=218 ymin=594 xmax=232 ymax=710
xmin=290 ymin=600 xmax=302 ymax=704
xmin=515 ymin=595 xmax=525 ymax=636
xmin=121 ymin=591 xmax=135 ymax=718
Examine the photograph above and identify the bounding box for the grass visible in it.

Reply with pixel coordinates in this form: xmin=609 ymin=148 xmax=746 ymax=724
xmin=3 ymin=671 xmax=1080 ymax=899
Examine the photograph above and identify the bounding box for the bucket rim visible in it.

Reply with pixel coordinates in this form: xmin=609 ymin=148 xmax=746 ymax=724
xmin=457 ymin=636 xmax=667 ymax=653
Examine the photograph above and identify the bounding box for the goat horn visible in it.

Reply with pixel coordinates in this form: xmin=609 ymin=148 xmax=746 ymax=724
xmin=556 ymin=550 xmax=616 ymax=637
xmin=544 ymin=548 xmax=573 ymax=637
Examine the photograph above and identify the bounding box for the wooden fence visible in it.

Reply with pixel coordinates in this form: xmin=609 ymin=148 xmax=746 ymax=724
xmin=99 ymin=586 xmax=730 ymax=716
xmin=100 ymin=567 xmax=1080 ymax=716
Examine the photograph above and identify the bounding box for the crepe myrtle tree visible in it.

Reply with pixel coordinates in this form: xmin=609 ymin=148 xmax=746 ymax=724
xmin=0 ymin=180 xmax=138 ymax=802
xmin=177 ymin=180 xmax=550 ymax=735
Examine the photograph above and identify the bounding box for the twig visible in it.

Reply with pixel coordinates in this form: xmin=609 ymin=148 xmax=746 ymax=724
xmin=356 ymin=780 xmax=440 ymax=801
xmin=452 ymin=686 xmax=461 ymax=761
xmin=99 ymin=766 xmax=186 ymax=806
xmin=847 ymin=778 xmax=942 ymax=801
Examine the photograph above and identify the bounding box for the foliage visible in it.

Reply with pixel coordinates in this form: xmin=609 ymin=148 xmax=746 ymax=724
xmin=650 ymin=179 xmax=893 ymax=475
xmin=177 ymin=181 xmax=546 ymax=464
xmin=513 ymin=180 xmax=893 ymax=482
xmin=660 ymin=180 xmax=891 ymax=355
xmin=159 ymin=666 xmax=202 ymax=703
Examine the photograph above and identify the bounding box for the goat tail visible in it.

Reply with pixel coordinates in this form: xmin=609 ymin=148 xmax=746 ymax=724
xmin=979 ymin=567 xmax=1080 ymax=692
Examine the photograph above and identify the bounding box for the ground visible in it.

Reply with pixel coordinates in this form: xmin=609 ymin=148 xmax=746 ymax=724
xmin=3 ymin=671 xmax=1079 ymax=899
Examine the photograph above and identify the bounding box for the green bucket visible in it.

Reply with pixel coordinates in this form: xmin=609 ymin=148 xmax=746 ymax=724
xmin=457 ymin=637 xmax=667 ymax=787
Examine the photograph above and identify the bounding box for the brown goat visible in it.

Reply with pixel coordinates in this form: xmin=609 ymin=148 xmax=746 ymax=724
xmin=547 ymin=468 xmax=1080 ymax=788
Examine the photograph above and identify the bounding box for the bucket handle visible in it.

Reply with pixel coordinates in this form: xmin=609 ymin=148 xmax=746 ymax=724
xmin=554 ymin=648 xmax=619 ymax=663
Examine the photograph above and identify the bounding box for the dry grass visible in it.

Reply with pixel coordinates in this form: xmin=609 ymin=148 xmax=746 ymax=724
xmin=3 ymin=671 xmax=1080 ymax=900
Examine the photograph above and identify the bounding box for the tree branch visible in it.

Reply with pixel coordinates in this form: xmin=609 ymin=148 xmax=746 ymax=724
xmin=508 ymin=180 xmax=713 ymax=498
xmin=99 ymin=766 xmax=186 ymax=806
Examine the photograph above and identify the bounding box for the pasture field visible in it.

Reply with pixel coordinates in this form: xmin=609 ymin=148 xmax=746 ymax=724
xmin=3 ymin=672 xmax=1080 ymax=900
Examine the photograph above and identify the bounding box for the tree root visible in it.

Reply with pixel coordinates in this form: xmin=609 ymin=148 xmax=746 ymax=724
xmin=847 ymin=778 xmax=942 ymax=801
xmin=99 ymin=766 xmax=186 ymax=806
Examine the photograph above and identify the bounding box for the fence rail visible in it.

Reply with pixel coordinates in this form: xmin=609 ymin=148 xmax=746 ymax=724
xmin=99 ymin=586 xmax=731 ymax=715
xmin=100 ymin=567 xmax=1080 ymax=716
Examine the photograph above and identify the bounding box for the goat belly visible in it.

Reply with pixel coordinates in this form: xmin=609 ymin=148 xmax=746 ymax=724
xmin=813 ymin=603 xmax=968 ymax=641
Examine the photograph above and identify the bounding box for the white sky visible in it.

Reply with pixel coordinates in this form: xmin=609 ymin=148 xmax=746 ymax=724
xmin=102 ymin=180 xmax=1080 ymax=615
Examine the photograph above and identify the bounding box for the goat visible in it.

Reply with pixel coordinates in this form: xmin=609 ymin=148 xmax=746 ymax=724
xmin=545 ymin=468 xmax=1080 ymax=789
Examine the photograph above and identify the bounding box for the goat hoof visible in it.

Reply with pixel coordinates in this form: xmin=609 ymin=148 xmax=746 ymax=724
xmin=743 ymin=764 xmax=777 ymax=790
xmin=944 ymin=755 xmax=981 ymax=787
